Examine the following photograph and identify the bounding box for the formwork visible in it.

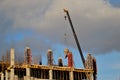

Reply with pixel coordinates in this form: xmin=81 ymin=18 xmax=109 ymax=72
xmin=4 ymin=64 xmax=94 ymax=80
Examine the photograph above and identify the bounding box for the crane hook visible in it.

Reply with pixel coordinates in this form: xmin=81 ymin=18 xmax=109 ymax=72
xmin=64 ymin=16 xmax=67 ymax=20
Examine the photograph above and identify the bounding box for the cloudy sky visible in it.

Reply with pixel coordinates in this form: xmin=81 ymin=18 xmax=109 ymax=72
xmin=0 ymin=0 xmax=120 ymax=80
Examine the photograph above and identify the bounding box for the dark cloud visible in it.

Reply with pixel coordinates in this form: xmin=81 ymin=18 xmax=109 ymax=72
xmin=0 ymin=0 xmax=120 ymax=57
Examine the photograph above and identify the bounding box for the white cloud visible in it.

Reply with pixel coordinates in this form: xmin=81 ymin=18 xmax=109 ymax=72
xmin=0 ymin=0 xmax=120 ymax=54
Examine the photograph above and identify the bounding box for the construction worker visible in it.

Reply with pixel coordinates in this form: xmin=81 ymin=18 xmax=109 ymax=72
xmin=64 ymin=48 xmax=74 ymax=67
xmin=58 ymin=57 xmax=63 ymax=67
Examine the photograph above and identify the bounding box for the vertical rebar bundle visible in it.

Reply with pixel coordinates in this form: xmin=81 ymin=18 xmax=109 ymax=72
xmin=47 ymin=49 xmax=53 ymax=66
xmin=24 ymin=47 xmax=32 ymax=65
xmin=85 ymin=53 xmax=93 ymax=69
xmin=6 ymin=50 xmax=10 ymax=63
xmin=1 ymin=55 xmax=4 ymax=72
xmin=85 ymin=54 xmax=97 ymax=80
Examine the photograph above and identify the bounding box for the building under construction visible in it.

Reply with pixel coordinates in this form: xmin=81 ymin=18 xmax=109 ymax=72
xmin=0 ymin=9 xmax=97 ymax=80
xmin=0 ymin=48 xmax=96 ymax=80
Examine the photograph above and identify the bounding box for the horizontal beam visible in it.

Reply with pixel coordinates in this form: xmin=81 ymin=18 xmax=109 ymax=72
xmin=7 ymin=64 xmax=94 ymax=73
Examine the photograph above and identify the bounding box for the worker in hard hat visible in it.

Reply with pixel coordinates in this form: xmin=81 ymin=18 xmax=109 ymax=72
xmin=64 ymin=48 xmax=74 ymax=67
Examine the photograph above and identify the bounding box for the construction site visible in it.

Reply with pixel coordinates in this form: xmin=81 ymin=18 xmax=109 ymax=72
xmin=0 ymin=9 xmax=97 ymax=80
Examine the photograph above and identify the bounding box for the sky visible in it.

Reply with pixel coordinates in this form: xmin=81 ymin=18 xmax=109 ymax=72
xmin=0 ymin=0 xmax=120 ymax=80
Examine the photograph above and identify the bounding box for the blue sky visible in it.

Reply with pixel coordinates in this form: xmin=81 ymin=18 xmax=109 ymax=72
xmin=0 ymin=0 xmax=120 ymax=80
xmin=109 ymin=0 xmax=120 ymax=7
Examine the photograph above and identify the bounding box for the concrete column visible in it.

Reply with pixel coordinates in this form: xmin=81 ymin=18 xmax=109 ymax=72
xmin=5 ymin=70 xmax=8 ymax=80
xmin=92 ymin=73 xmax=94 ymax=80
xmin=10 ymin=48 xmax=15 ymax=66
xmin=14 ymin=75 xmax=18 ymax=80
xmin=10 ymin=69 xmax=14 ymax=80
xmin=24 ymin=76 xmax=26 ymax=80
xmin=1 ymin=73 xmax=4 ymax=80
xmin=26 ymin=68 xmax=30 ymax=80
xmin=69 ymin=71 xmax=74 ymax=80
xmin=49 ymin=70 xmax=53 ymax=80
xmin=35 ymin=78 xmax=38 ymax=80
xmin=30 ymin=77 xmax=34 ymax=80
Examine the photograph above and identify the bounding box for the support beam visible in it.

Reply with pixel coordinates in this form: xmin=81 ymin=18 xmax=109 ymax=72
xmin=5 ymin=70 xmax=8 ymax=80
xmin=49 ymin=70 xmax=52 ymax=80
xmin=26 ymin=68 xmax=30 ymax=80
xmin=10 ymin=69 xmax=14 ymax=80
xmin=69 ymin=71 xmax=73 ymax=80
xmin=1 ymin=73 xmax=4 ymax=80
xmin=14 ymin=75 xmax=18 ymax=80
xmin=30 ymin=77 xmax=34 ymax=80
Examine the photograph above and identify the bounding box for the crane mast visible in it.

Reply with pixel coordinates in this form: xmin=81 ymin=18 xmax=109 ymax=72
xmin=64 ymin=9 xmax=85 ymax=67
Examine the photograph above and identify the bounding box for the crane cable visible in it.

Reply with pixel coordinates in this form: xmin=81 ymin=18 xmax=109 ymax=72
xmin=64 ymin=17 xmax=76 ymax=67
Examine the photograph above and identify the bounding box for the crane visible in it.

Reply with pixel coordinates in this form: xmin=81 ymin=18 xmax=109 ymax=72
xmin=63 ymin=9 xmax=85 ymax=67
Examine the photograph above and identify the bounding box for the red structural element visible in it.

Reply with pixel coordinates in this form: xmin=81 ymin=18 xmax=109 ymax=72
xmin=67 ymin=52 xmax=73 ymax=67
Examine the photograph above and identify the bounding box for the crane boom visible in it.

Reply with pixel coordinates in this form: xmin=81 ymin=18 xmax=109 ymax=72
xmin=64 ymin=9 xmax=85 ymax=67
